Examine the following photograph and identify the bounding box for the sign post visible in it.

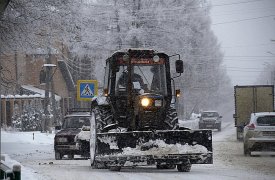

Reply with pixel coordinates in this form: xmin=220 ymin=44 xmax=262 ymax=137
xmin=77 ymin=80 xmax=98 ymax=101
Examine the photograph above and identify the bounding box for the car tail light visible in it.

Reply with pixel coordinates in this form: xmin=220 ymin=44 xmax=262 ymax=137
xmin=247 ymin=123 xmax=255 ymax=130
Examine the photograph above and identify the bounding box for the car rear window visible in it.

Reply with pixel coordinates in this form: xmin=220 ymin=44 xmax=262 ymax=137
xmin=201 ymin=112 xmax=219 ymax=118
xmin=62 ymin=116 xmax=90 ymax=129
xmin=256 ymin=116 xmax=275 ymax=126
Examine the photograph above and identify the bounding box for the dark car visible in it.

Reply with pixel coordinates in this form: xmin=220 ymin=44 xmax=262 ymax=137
xmin=54 ymin=112 xmax=90 ymax=160
xmin=199 ymin=111 xmax=222 ymax=131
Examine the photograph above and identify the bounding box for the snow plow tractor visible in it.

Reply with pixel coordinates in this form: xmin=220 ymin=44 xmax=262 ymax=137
xmin=90 ymin=49 xmax=213 ymax=172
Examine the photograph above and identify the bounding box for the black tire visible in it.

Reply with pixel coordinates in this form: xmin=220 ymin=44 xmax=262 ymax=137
xmin=243 ymin=143 xmax=251 ymax=156
xmin=55 ymin=151 xmax=62 ymax=160
xmin=164 ymin=107 xmax=179 ymax=130
xmin=236 ymin=128 xmax=243 ymax=141
xmin=68 ymin=154 xmax=74 ymax=159
xmin=109 ymin=166 xmax=121 ymax=171
xmin=92 ymin=161 xmax=108 ymax=169
xmin=177 ymin=162 xmax=192 ymax=172
xmin=157 ymin=164 xmax=176 ymax=169
xmin=218 ymin=123 xmax=221 ymax=131
xmin=199 ymin=123 xmax=203 ymax=129
xmin=95 ymin=106 xmax=114 ymax=132
xmin=90 ymin=106 xmax=114 ymax=169
xmin=79 ymin=140 xmax=90 ymax=158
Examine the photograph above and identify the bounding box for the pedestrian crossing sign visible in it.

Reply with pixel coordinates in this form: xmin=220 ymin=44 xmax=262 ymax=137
xmin=77 ymin=80 xmax=98 ymax=101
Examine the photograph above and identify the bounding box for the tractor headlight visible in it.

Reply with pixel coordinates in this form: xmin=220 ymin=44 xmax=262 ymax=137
xmin=154 ymin=100 xmax=162 ymax=107
xmin=141 ymin=98 xmax=150 ymax=107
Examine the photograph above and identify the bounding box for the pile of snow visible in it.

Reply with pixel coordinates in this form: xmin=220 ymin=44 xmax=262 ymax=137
xmin=119 ymin=139 xmax=208 ymax=156
xmin=1 ymin=130 xmax=54 ymax=145
xmin=1 ymin=154 xmax=42 ymax=180
xmin=98 ymin=138 xmax=209 ymax=156
xmin=98 ymin=135 xmax=119 ymax=150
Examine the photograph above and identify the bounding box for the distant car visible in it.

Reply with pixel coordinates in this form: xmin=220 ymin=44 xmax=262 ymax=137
xmin=198 ymin=111 xmax=222 ymax=131
xmin=243 ymin=112 xmax=275 ymax=156
xmin=54 ymin=110 xmax=90 ymax=160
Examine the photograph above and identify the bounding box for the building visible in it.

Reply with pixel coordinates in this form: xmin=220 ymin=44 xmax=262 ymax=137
xmin=0 ymin=49 xmax=76 ymax=128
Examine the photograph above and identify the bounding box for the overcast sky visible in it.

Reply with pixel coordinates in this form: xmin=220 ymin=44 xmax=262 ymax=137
xmin=209 ymin=0 xmax=275 ymax=86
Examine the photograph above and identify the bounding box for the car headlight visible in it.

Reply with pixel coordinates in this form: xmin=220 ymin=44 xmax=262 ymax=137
xmin=141 ymin=98 xmax=150 ymax=107
xmin=56 ymin=137 xmax=68 ymax=143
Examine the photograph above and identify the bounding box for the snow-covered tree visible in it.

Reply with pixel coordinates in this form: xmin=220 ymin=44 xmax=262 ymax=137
xmin=12 ymin=98 xmax=43 ymax=131
xmin=1 ymin=0 xmax=231 ymax=118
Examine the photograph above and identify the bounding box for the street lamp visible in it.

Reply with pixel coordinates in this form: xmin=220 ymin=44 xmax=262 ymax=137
xmin=263 ymin=61 xmax=275 ymax=85
xmin=40 ymin=63 xmax=57 ymax=132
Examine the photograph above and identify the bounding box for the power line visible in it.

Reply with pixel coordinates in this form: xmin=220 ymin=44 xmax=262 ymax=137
xmin=224 ymin=55 xmax=275 ymax=58
xmin=211 ymin=0 xmax=264 ymax=7
xmin=211 ymin=6 xmax=275 ymax=16
xmin=221 ymin=42 xmax=275 ymax=49
xmin=212 ymin=14 xmax=275 ymax=25
xmin=225 ymin=66 xmax=266 ymax=70
xmin=226 ymin=69 xmax=266 ymax=72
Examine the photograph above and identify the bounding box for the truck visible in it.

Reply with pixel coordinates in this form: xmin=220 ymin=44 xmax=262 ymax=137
xmin=89 ymin=49 xmax=213 ymax=172
xmin=234 ymin=85 xmax=274 ymax=140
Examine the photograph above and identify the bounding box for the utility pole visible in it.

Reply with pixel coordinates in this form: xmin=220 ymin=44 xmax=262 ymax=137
xmin=43 ymin=53 xmax=51 ymax=132
xmin=0 ymin=47 xmax=2 ymax=158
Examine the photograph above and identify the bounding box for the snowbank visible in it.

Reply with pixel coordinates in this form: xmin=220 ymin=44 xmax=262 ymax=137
xmin=1 ymin=154 xmax=41 ymax=180
xmin=1 ymin=130 xmax=54 ymax=145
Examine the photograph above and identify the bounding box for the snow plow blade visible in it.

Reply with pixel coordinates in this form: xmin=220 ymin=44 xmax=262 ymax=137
xmin=95 ymin=130 xmax=212 ymax=167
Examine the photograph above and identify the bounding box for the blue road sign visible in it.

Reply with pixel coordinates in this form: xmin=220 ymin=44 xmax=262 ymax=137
xmin=77 ymin=80 xmax=98 ymax=101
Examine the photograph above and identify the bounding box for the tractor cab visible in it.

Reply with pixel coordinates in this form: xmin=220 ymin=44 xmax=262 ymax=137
xmin=103 ymin=49 xmax=182 ymax=130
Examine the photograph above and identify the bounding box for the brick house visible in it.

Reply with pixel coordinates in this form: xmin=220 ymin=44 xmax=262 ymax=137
xmin=0 ymin=49 xmax=77 ymax=127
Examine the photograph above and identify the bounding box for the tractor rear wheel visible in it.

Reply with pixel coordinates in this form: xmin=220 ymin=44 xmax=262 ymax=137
xmin=164 ymin=107 xmax=179 ymax=130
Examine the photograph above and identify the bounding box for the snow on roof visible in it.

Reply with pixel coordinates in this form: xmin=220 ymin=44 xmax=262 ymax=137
xmin=202 ymin=110 xmax=218 ymax=113
xmin=1 ymin=94 xmax=42 ymax=99
xmin=112 ymin=48 xmax=163 ymax=55
xmin=251 ymin=112 xmax=275 ymax=117
xmin=21 ymin=85 xmax=61 ymax=101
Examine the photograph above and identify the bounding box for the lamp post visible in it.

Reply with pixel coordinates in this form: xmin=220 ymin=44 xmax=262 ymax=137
xmin=263 ymin=61 xmax=274 ymax=85
xmin=266 ymin=52 xmax=275 ymax=85
xmin=41 ymin=63 xmax=56 ymax=132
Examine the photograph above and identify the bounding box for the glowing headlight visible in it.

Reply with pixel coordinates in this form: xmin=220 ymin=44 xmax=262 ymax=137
xmin=141 ymin=98 xmax=150 ymax=107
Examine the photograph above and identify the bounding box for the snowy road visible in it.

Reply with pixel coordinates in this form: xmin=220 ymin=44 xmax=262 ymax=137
xmin=1 ymin=119 xmax=275 ymax=180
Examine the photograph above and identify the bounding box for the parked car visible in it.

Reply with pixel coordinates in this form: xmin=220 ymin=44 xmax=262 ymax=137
xmin=243 ymin=112 xmax=275 ymax=156
xmin=198 ymin=111 xmax=222 ymax=131
xmin=54 ymin=109 xmax=90 ymax=160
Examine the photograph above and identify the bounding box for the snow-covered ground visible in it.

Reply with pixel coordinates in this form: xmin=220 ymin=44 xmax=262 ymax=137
xmin=1 ymin=117 xmax=275 ymax=180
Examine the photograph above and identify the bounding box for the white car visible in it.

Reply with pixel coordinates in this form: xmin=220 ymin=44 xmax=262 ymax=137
xmin=243 ymin=112 xmax=275 ymax=156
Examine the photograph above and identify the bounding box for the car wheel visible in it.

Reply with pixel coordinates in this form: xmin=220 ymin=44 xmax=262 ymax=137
xmin=177 ymin=161 xmax=192 ymax=172
xmin=55 ymin=151 xmax=62 ymax=160
xmin=109 ymin=166 xmax=121 ymax=171
xmin=218 ymin=123 xmax=221 ymax=131
xmin=156 ymin=164 xmax=176 ymax=169
xmin=68 ymin=154 xmax=74 ymax=159
xmin=243 ymin=143 xmax=251 ymax=156
xmin=199 ymin=123 xmax=203 ymax=129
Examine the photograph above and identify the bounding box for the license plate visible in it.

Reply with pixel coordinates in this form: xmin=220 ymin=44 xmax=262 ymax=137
xmin=206 ymin=125 xmax=213 ymax=128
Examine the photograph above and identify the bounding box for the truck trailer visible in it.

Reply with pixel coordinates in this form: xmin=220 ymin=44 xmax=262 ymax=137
xmin=234 ymin=85 xmax=274 ymax=140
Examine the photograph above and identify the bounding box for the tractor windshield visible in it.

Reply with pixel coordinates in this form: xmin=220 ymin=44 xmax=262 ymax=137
xmin=116 ymin=64 xmax=167 ymax=95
